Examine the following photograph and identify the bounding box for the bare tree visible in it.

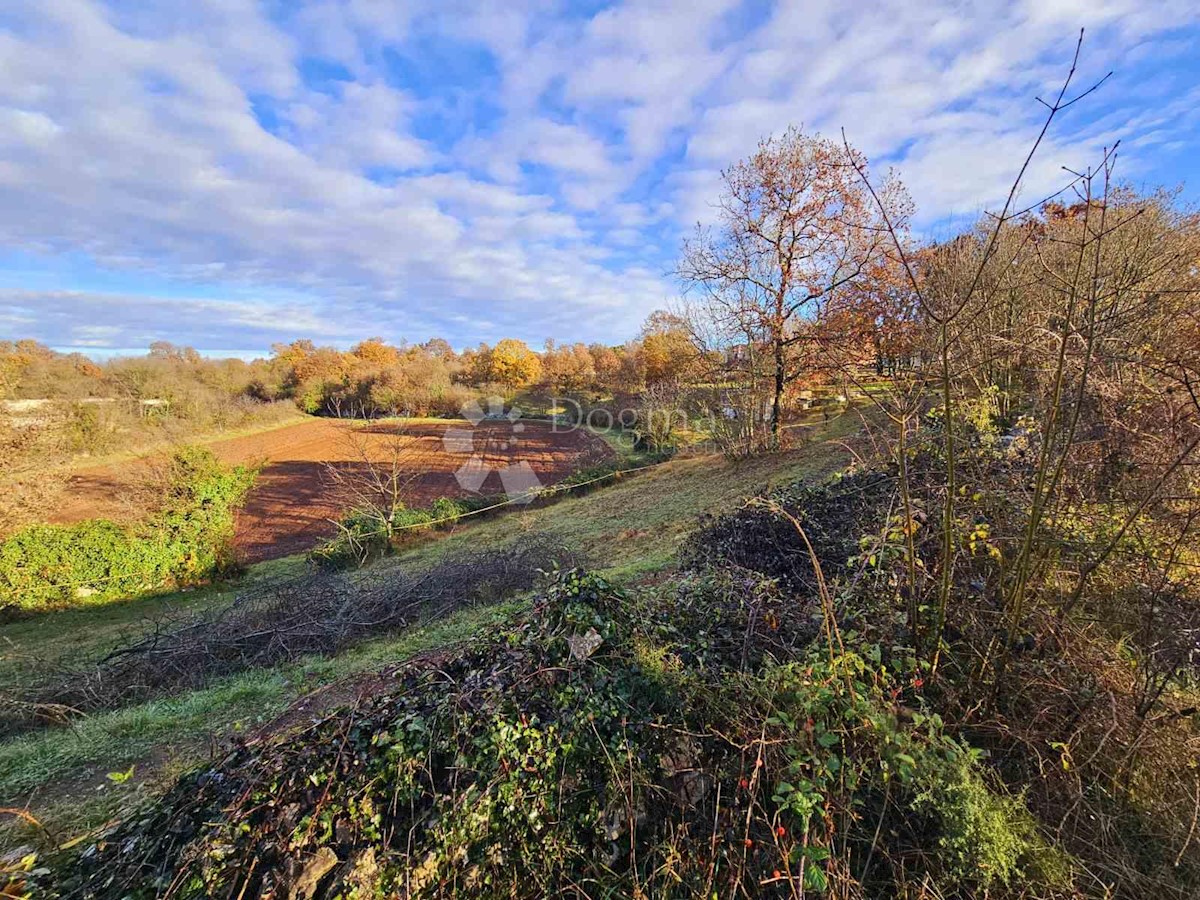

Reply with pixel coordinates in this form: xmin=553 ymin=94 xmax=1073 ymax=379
xmin=321 ymin=421 xmax=427 ymax=564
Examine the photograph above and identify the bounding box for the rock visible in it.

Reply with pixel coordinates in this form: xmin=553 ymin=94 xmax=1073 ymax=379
xmin=290 ymin=846 xmax=339 ymax=900
xmin=567 ymin=628 xmax=603 ymax=661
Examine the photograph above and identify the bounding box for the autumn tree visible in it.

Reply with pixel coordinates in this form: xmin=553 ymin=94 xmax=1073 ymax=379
xmin=149 ymin=341 xmax=202 ymax=364
xmin=0 ymin=342 xmax=35 ymax=399
xmin=638 ymin=310 xmax=697 ymax=385
xmin=482 ymin=338 xmax=541 ymax=391
xmin=420 ymin=337 xmax=455 ymax=359
xmin=678 ymin=126 xmax=910 ymax=443
xmin=270 ymin=339 xmax=317 ymax=373
xmin=459 ymin=343 xmax=489 ymax=385
xmin=267 ymin=340 xmax=351 ymax=413
xmin=541 ymin=340 xmax=596 ymax=394
xmin=588 ymin=343 xmax=621 ymax=384
xmin=350 ymin=337 xmax=401 ymax=368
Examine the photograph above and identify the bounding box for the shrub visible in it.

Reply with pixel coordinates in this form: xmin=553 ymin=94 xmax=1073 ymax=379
xmin=391 ymin=505 xmax=435 ymax=531
xmin=312 ymin=497 xmax=478 ymax=569
xmin=0 ymin=447 xmax=256 ymax=612
xmin=914 ymin=753 xmax=1047 ymax=887
xmin=429 ymin=496 xmax=470 ymax=521
xmin=62 ymin=401 xmax=125 ymax=455
xmin=0 ymin=520 xmax=145 ymax=608
xmin=308 ymin=509 xmax=392 ymax=569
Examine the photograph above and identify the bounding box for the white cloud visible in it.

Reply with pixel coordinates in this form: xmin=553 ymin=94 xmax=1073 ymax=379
xmin=0 ymin=0 xmax=1197 ymax=351
xmin=677 ymin=0 xmax=1200 ymax=227
xmin=283 ymin=81 xmax=433 ymax=171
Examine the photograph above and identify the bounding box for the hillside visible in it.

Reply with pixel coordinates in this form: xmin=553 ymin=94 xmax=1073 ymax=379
xmin=7 ymin=392 xmax=1198 ymax=899
xmin=0 ymin=415 xmax=860 ymax=862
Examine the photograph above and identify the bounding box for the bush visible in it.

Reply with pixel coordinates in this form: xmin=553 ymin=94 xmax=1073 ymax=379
xmin=311 ymin=496 xmax=484 ymax=569
xmin=429 ymin=496 xmax=471 ymax=521
xmin=0 ymin=521 xmax=144 ymax=608
xmin=62 ymin=401 xmax=125 ymax=454
xmin=0 ymin=447 xmax=256 ymax=612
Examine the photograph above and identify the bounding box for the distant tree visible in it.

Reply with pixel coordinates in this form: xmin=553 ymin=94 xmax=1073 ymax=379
xmin=461 ymin=343 xmax=493 ymax=385
xmin=267 ymin=341 xmax=351 ymax=413
xmin=65 ymin=353 xmax=104 ymax=380
xmin=0 ymin=341 xmax=38 ymax=399
xmin=542 ymin=340 xmax=596 ymax=394
xmin=638 ymin=310 xmax=697 ymax=385
xmin=149 ymin=341 xmax=201 ymax=364
xmin=420 ymin=337 xmax=455 ymax=359
xmin=270 ymin=340 xmax=317 ymax=369
xmin=588 ymin=343 xmax=622 ymax=387
xmin=487 ymin=339 xmax=542 ymax=390
xmin=351 ymin=337 xmax=401 ymax=368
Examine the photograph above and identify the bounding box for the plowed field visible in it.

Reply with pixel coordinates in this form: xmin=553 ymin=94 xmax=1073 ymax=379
xmin=50 ymin=418 xmax=611 ymax=563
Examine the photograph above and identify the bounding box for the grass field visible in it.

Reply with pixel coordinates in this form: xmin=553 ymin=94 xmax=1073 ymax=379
xmin=0 ymin=412 xmax=862 ymax=850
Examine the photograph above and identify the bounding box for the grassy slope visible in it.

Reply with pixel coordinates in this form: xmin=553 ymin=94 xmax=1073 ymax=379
xmin=0 ymin=556 xmax=308 ymax=697
xmin=44 ymin=408 xmax=309 ymax=475
xmin=0 ymin=413 xmax=860 ymax=848
xmin=392 ymin=414 xmax=859 ymax=577
xmin=0 ymin=601 xmax=522 ymax=848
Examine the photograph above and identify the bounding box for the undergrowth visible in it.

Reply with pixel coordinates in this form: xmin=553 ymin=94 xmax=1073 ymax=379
xmin=34 ymin=568 xmax=1060 ymax=899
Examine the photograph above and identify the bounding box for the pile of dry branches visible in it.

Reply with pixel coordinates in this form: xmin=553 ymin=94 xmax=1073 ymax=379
xmin=2 ymin=534 xmax=579 ymax=735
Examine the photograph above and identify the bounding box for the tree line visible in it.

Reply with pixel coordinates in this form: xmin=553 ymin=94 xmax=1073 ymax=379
xmin=0 ymin=312 xmax=710 ymax=419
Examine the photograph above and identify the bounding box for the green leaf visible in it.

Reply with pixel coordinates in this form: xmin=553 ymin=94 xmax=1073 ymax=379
xmin=803 ymin=863 xmax=829 ymax=891
xmin=106 ymin=765 xmax=135 ymax=785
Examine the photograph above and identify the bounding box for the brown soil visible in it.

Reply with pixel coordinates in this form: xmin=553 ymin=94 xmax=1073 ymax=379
xmin=49 ymin=418 xmax=610 ymax=563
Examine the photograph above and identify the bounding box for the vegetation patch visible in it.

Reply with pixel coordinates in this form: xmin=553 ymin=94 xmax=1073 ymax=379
xmin=309 ymin=494 xmax=495 ymax=568
xmin=0 ymin=447 xmax=256 ymax=612
xmin=311 ymin=445 xmax=674 ymax=570
xmin=37 ymin=570 xmax=1053 ymax=900
xmin=2 ymin=534 xmax=580 ymax=737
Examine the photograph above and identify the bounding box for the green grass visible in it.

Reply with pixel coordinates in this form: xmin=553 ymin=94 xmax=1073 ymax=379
xmin=0 ymin=412 xmax=861 ymax=849
xmin=0 ymin=600 xmax=523 ymax=847
xmin=583 ymin=423 xmax=646 ymax=462
xmin=384 ymin=411 xmax=860 ymax=577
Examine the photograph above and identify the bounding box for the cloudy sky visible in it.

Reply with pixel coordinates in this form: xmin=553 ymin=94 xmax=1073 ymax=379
xmin=1 ymin=0 xmax=1199 ymax=357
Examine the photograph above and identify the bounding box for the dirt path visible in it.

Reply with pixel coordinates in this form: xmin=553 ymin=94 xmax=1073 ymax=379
xmin=50 ymin=418 xmax=610 ymax=563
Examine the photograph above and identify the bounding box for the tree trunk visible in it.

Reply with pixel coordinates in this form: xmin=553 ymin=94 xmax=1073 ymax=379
xmin=771 ymin=336 xmax=785 ymax=444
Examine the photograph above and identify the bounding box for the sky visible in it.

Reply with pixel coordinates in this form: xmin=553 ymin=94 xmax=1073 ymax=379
xmin=1 ymin=0 xmax=1199 ymax=359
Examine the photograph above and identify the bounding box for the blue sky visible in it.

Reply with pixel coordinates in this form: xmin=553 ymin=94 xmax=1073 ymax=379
xmin=1 ymin=0 xmax=1198 ymax=358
